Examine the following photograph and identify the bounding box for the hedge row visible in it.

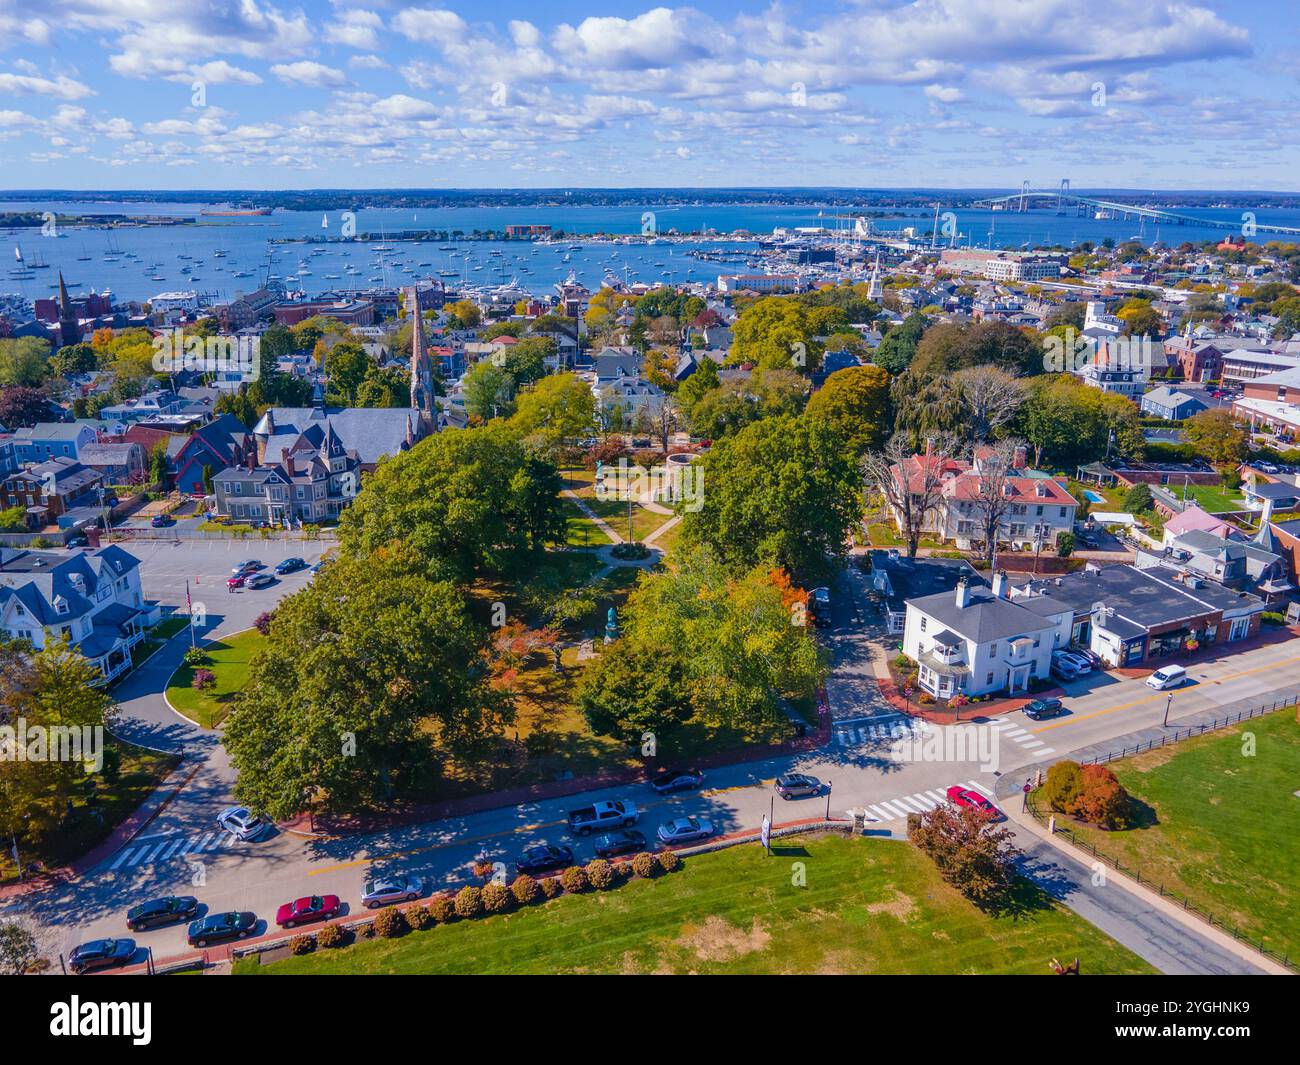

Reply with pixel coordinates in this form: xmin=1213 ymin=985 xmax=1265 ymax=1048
xmin=283 ymin=852 xmax=681 ymax=951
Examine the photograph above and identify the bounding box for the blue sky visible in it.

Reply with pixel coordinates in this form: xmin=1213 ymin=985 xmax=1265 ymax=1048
xmin=0 ymin=1 xmax=1296 ymax=190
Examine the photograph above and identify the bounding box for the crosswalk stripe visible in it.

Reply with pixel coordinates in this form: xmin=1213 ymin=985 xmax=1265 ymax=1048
xmin=192 ymin=832 xmax=214 ymax=853
xmin=877 ymin=800 xmax=911 ymax=818
xmin=894 ymin=795 xmax=928 ymax=813
xmin=1020 ymin=739 xmax=1046 ymax=749
xmin=867 ymin=805 xmax=894 ymax=821
xmin=141 ymin=840 xmax=172 ymax=863
xmin=908 ymin=793 xmax=939 ymax=810
xmin=159 ymin=839 xmax=185 ymax=860
xmin=109 ymin=846 xmax=143 ymax=871
xmin=924 ymin=789 xmax=948 ymax=803
xmin=966 ymin=780 xmax=993 ymax=795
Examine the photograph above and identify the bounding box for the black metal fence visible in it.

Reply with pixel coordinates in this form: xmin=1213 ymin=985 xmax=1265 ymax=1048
xmin=1027 ymin=696 xmax=1298 ymax=974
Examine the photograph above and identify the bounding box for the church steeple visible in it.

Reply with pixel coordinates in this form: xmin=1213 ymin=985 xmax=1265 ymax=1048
xmin=57 ymin=271 xmax=81 ymax=345
xmin=405 ymin=285 xmax=434 ymax=429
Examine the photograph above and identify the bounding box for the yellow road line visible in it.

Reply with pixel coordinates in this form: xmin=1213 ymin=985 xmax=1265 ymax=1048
xmin=1031 ymin=652 xmax=1300 ymax=734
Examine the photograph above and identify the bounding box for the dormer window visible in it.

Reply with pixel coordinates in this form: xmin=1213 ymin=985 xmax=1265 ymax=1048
xmin=53 ymin=595 xmax=70 ymax=616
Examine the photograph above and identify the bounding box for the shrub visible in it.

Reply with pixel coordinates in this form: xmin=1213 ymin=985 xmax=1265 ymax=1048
xmin=373 ymin=906 xmax=408 ymax=938
xmin=192 ymin=668 xmax=216 ymax=691
xmin=585 ymin=858 xmax=614 ymax=890
xmin=1262 ymin=611 xmax=1286 ymax=627
xmin=253 ymin=611 xmax=274 ymax=636
xmin=357 ymin=922 xmax=375 ymax=939
xmin=631 ymin=852 xmax=658 ymax=878
xmin=614 ymin=860 xmax=634 ymax=881
xmin=183 ymin=646 xmax=209 ymax=667
xmin=1073 ymin=764 xmax=1132 ymax=830
xmin=428 ymin=896 xmax=455 ymax=924
xmin=1056 ymin=531 xmax=1076 ymax=557
xmin=1043 ymin=760 xmax=1084 ymax=814
xmin=454 ymin=885 xmax=484 ymax=919
xmin=510 ymin=874 xmax=541 ymax=905
xmin=288 ymin=934 xmax=315 ymax=955
xmin=559 ymin=865 xmax=589 ymax=893
xmin=316 ymin=924 xmax=345 ymax=949
xmin=539 ymin=876 xmax=563 ymax=899
xmin=482 ymin=883 xmax=512 ymax=914
xmin=405 ymin=905 xmax=433 ymax=930
xmin=657 ymin=850 xmax=681 ymax=874
xmin=471 ymin=859 xmax=496 ymax=880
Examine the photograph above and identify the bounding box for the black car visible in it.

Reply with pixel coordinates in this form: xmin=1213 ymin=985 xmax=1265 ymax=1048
xmin=150 ymin=514 xmax=175 ymax=528
xmin=650 ymin=768 xmax=703 ymax=794
xmin=65 ymin=534 xmax=88 ymax=549
xmin=775 ymin=773 xmax=822 ymax=799
xmin=187 ymin=910 xmax=257 ymax=947
xmin=515 ymin=844 xmax=574 ymax=875
xmin=1023 ymin=698 xmax=1066 ymax=721
xmin=69 ymin=938 xmax=136 ymax=974
xmin=126 ymin=895 xmax=199 ymax=931
xmin=594 ymin=829 xmax=648 ymax=858
xmin=275 ymin=557 xmax=306 ymax=574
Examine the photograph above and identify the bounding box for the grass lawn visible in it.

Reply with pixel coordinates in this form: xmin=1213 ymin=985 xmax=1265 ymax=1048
xmin=559 ymin=498 xmax=614 ymax=548
xmin=1038 ymin=708 xmax=1300 ymax=960
xmin=235 ymin=833 xmax=1154 ymax=975
xmin=0 ymin=739 xmax=180 ymax=883
xmin=165 ymin=629 xmax=263 ymax=728
xmin=565 ymin=466 xmax=676 ymax=544
xmin=1176 ymin=483 xmax=1246 ymax=513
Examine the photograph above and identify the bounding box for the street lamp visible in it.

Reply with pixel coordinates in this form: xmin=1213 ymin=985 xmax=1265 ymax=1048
xmin=825 ymin=780 xmax=833 ymax=822
xmin=1163 ymin=691 xmax=1173 ymax=727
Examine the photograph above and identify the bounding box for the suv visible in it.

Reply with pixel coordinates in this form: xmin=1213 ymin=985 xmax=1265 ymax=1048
xmin=810 ymin=587 xmax=832 ymax=627
xmin=1023 ymin=697 xmax=1065 ymax=721
xmin=1059 ymin=650 xmax=1093 ymax=674
xmin=775 ymin=773 xmax=822 ymax=799
xmin=1050 ymin=650 xmax=1081 ymax=680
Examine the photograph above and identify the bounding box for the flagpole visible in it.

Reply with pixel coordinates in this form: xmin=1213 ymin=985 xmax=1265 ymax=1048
xmin=186 ymin=580 xmax=196 ymax=649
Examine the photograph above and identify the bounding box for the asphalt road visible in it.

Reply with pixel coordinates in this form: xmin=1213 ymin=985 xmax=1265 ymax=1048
xmin=5 ymin=543 xmax=1297 ymax=972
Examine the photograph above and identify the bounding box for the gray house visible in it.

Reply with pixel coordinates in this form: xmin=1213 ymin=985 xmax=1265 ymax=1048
xmin=1140 ymin=386 xmax=1208 ymax=421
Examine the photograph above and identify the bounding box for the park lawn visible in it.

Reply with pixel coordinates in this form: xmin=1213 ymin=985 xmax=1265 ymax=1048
xmin=559 ymin=498 xmax=614 ymax=548
xmin=567 ymin=468 xmax=676 ymax=544
xmin=1177 ymin=483 xmax=1246 ymax=513
xmin=0 ymin=739 xmax=180 ymax=883
xmin=166 ymin=629 xmax=263 ymax=728
xmin=235 ymin=833 xmax=1154 ymax=975
xmin=1043 ymin=708 xmax=1300 ymax=960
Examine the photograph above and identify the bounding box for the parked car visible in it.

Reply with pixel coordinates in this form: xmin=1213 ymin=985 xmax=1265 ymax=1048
xmin=226 ymin=573 xmax=247 ymax=590
xmin=150 ymin=514 xmax=174 ymax=528
xmin=231 ymin=560 xmax=263 ymax=575
xmin=946 ymin=785 xmax=1002 ymax=820
xmin=1022 ymin=697 xmax=1065 ymax=721
xmin=310 ymin=559 xmax=328 ymax=575
xmin=567 ymin=799 xmax=638 ymax=836
xmin=187 ymin=911 xmax=256 ymax=947
xmin=1146 ymin=664 xmax=1188 ymax=691
xmin=594 ymin=829 xmax=649 ymax=858
xmin=1050 ymin=650 xmax=1082 ymax=680
xmin=810 ymin=586 xmax=832 ymax=627
xmin=775 ymin=773 xmax=822 ymax=799
xmin=65 ymin=534 xmax=88 ymax=549
xmin=1059 ymin=650 xmax=1093 ymax=674
xmin=275 ymin=894 xmax=341 ymax=929
xmin=69 ymin=938 xmax=136 ymax=974
xmin=361 ymin=875 xmax=428 ymax=909
xmin=657 ymin=817 xmax=714 ymax=845
xmin=243 ymin=572 xmax=274 ymax=590
xmin=216 ymin=806 xmax=269 ymax=841
xmin=1073 ymin=648 xmax=1104 ymax=669
xmin=126 ymin=895 xmax=199 ymax=931
xmin=275 ymin=556 xmax=306 ymax=574
xmin=515 ymin=844 xmax=573 ymax=875
xmin=650 ymin=768 xmax=703 ymax=794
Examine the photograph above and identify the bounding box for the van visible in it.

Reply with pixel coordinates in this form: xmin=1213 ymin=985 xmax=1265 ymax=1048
xmin=1146 ymin=664 xmax=1187 ymax=690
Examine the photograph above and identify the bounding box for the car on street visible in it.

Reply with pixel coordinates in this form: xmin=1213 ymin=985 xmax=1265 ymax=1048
xmin=361 ymin=875 xmax=428 ymax=909
xmin=810 ymin=586 xmax=832 ymax=627
xmin=657 ymin=817 xmax=714 ymax=845
xmin=276 ymin=894 xmax=341 ymax=928
xmin=515 ymin=844 xmax=574 ymax=875
xmin=243 ymin=572 xmax=274 ymax=590
xmin=594 ymin=829 xmax=649 ymax=858
xmin=69 ymin=938 xmax=137 ymax=974
xmin=216 ymin=806 xmax=269 ymax=841
xmin=650 ymin=768 xmax=703 ymax=794
xmin=187 ymin=911 xmax=257 ymax=947
xmin=275 ymin=556 xmax=306 ymax=574
xmin=775 ymin=773 xmax=822 ymax=799
xmin=65 ymin=534 xmax=88 ymax=549
xmin=567 ymin=799 xmax=638 ymax=835
xmin=1146 ymin=664 xmax=1188 ymax=690
xmin=150 ymin=514 xmax=175 ymax=528
xmin=946 ymin=785 xmax=1002 ymax=820
xmin=126 ymin=895 xmax=199 ymax=931
xmin=231 ymin=560 xmax=263 ymax=575
xmin=1022 ymin=697 xmax=1065 ymax=721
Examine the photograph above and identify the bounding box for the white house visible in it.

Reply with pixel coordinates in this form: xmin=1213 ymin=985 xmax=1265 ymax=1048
xmin=0 ymin=545 xmax=152 ymax=685
xmin=903 ymin=572 xmax=1066 ymax=699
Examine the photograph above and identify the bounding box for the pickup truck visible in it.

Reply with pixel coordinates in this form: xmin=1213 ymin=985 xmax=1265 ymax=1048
xmin=567 ymin=799 xmax=638 ymax=835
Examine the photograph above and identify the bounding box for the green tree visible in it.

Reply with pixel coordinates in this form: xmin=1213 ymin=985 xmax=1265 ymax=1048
xmin=509 ymin=372 xmax=596 ymax=451
xmin=676 ymin=356 xmax=720 ymax=415
xmin=462 ymin=360 xmax=517 ymax=421
xmin=730 ymin=296 xmax=821 ymax=371
xmin=0 ymin=921 xmax=38 ymax=975
xmin=223 ymin=547 xmax=509 ymax=818
xmin=805 ymin=365 xmax=891 ymax=456
xmin=0 ymin=336 xmax=52 ymax=388
xmin=872 ymin=312 xmax=928 ymax=375
xmin=681 ymin=413 xmax=862 ymax=581
xmin=908 ymin=803 xmax=1021 ymax=908
xmin=324 ymin=341 xmax=371 ymax=405
xmin=1184 ymin=408 xmax=1248 ymax=465
xmin=355 ymin=365 xmax=411 ymax=408
xmin=50 ymin=342 xmax=97 ymax=377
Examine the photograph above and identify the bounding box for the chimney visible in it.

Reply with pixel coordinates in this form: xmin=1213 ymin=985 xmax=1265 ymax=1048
xmin=992 ymin=570 xmax=1009 ymax=599
xmin=955 ymin=577 xmax=971 ymax=609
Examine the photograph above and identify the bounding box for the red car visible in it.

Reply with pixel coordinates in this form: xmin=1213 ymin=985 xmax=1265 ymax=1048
xmin=227 ymin=573 xmax=247 ymax=589
xmin=275 ymin=894 xmax=341 ymax=928
xmin=946 ymin=785 xmax=1002 ymax=820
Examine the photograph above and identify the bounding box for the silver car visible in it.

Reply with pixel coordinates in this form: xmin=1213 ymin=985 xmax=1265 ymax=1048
xmin=361 ymin=874 xmax=428 ymax=909
xmin=216 ymin=806 xmax=269 ymax=841
xmin=657 ymin=817 xmax=714 ymax=845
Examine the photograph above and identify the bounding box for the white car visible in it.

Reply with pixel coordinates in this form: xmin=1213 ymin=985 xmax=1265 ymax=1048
xmin=1059 ymin=650 xmax=1093 ymax=674
xmin=1146 ymin=664 xmax=1187 ymax=691
xmin=657 ymin=816 xmax=714 ymax=845
xmin=217 ymin=806 xmax=269 ymax=841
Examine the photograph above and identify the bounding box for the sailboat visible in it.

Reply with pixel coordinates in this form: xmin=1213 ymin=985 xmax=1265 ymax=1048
xmin=321 ymin=214 xmax=329 ymax=229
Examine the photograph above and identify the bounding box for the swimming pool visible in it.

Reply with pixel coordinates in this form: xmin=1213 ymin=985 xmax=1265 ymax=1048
xmin=1083 ymin=490 xmax=1105 ymax=504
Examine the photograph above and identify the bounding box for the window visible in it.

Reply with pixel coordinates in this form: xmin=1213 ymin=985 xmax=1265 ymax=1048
xmin=1059 ymin=507 xmax=1067 ymax=518
xmin=919 ymin=617 xmax=927 ymax=632
xmin=990 ymin=643 xmax=998 ymax=656
xmin=986 ymin=672 xmax=994 ymax=685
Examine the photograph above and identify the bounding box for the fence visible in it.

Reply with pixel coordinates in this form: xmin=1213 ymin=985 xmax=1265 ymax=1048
xmin=103 ymin=526 xmax=338 ymax=543
xmin=1026 ymin=693 xmax=1298 ymax=973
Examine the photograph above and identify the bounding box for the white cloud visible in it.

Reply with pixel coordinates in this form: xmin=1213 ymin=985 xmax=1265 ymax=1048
xmin=391 ymin=8 xmax=467 ymax=42
xmin=271 ymin=62 xmax=349 ymax=88
xmin=0 ymin=71 xmax=93 ymax=99
xmin=326 ymin=9 xmax=382 ymax=51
